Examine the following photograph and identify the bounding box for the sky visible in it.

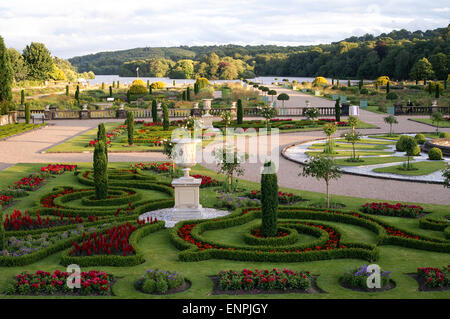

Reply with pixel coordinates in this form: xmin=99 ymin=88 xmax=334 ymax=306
xmin=0 ymin=0 xmax=448 ymax=59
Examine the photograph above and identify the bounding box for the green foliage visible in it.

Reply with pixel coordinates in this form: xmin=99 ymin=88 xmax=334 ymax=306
xmin=151 ymin=100 xmax=158 ymax=122
xmin=261 ymin=161 xmax=278 ymax=237
xmin=443 ymin=165 xmax=450 ymax=188
xmin=386 ymin=92 xmax=398 ymax=100
xmin=97 ymin=123 xmax=108 ymax=158
xmin=22 ymin=42 xmax=53 ymax=80
xmin=305 ymin=108 xmax=320 ymax=121
xmin=162 ymin=103 xmax=169 ymax=131
xmin=301 ymin=156 xmax=342 ymax=208
xmin=75 ymin=85 xmax=80 ymax=102
xmin=237 ymin=99 xmax=243 ymax=125
xmin=215 ymin=146 xmax=245 ymax=192
xmin=65 ymin=85 xmax=69 ymax=96
xmin=428 ymin=147 xmax=443 ymax=160
xmin=93 ymin=141 xmax=108 ymax=200
xmin=277 ymin=93 xmax=289 ymax=107
xmin=195 ymin=77 xmax=210 ymax=89
xmin=109 ymin=86 xmax=113 ymax=97
xmin=431 ymin=111 xmax=443 ymax=133
xmin=439 ymin=132 xmax=450 ymax=138
xmin=20 ymin=90 xmax=25 ymax=105
xmin=396 ymin=135 xmax=412 ymax=152
xmin=383 ymin=115 xmax=398 ymax=136
xmin=334 ymin=98 xmax=341 ymax=122
xmin=126 ymin=112 xmax=134 ymax=145
xmin=0 ymin=36 xmax=13 ymax=103
xmin=186 ymin=87 xmax=191 ymax=101
xmin=25 ymin=103 xmax=31 ymax=124
xmin=414 ymin=134 xmax=426 ymax=144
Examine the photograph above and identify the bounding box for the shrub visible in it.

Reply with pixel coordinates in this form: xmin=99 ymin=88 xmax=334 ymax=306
xmin=411 ymin=145 xmax=421 ymax=156
xmin=386 ymin=92 xmax=398 ymax=100
xmin=129 ymin=79 xmax=148 ymax=94
xmin=417 ymin=266 xmax=449 ymax=288
xmin=438 ymin=132 xmax=450 ymax=138
xmin=25 ymin=103 xmax=31 ymax=124
xmin=237 ymin=99 xmax=243 ymax=125
xmin=414 ymin=134 xmax=426 ymax=144
xmin=396 ymin=135 xmax=413 ymax=152
xmin=360 ymin=202 xmax=423 ymax=218
xmin=341 ymin=264 xmax=391 ymax=289
xmin=359 ymin=88 xmax=369 ymax=94
xmin=151 ymin=81 xmax=165 ymax=89
xmin=428 ymin=147 xmax=443 ymax=160
xmin=195 ymin=78 xmax=210 ymax=90
xmin=135 ymin=269 xmax=185 ymax=294
xmin=126 ymin=112 xmax=134 ymax=145
xmin=151 ymin=100 xmax=158 ymax=122
xmin=376 ymin=76 xmax=390 ymax=85
xmin=261 ymin=161 xmax=278 ymax=237
xmin=162 ymin=103 xmax=169 ymax=131
xmin=93 ymin=141 xmax=108 ymax=199
xmin=312 ymin=76 xmax=327 ymax=86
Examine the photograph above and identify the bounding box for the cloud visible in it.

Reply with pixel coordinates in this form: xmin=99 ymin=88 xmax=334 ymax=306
xmin=0 ymin=0 xmax=448 ymax=58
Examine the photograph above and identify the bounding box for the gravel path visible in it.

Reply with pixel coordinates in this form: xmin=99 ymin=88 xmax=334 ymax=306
xmin=0 ymin=88 xmax=449 ymax=205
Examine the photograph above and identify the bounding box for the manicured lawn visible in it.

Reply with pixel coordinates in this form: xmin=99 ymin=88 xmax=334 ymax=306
xmin=0 ymin=162 xmax=448 ymax=299
xmin=410 ymin=118 xmax=450 ymax=128
xmin=367 ymin=134 xmax=402 ymax=141
xmin=306 ymin=150 xmax=394 ymax=157
xmin=373 ymin=161 xmax=447 ymax=176
xmin=334 ymin=156 xmax=409 ymax=166
xmin=335 ymin=138 xmax=393 ymax=145
xmin=0 ymin=123 xmax=46 ymax=140
xmin=308 ymin=143 xmax=388 ymax=150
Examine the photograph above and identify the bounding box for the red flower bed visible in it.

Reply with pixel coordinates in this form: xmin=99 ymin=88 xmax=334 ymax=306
xmin=191 ymin=174 xmax=221 ymax=188
xmin=3 ymin=209 xmax=94 ymax=231
xmin=41 ymin=188 xmax=90 ymax=208
xmin=13 ymin=176 xmax=44 ymax=190
xmin=417 ymin=266 xmax=449 ymax=288
xmin=140 ymin=162 xmax=173 ymax=173
xmin=143 ymin=122 xmax=163 ymax=126
xmin=361 ymin=202 xmax=423 ymax=218
xmin=7 ymin=270 xmax=114 ymax=295
xmin=70 ymin=223 xmax=137 ymax=257
xmin=137 ymin=216 xmax=159 ymax=226
xmin=318 ymin=118 xmax=348 ymax=126
xmin=248 ymin=190 xmax=301 ymax=204
xmin=0 ymin=195 xmax=13 ymax=207
xmin=40 ymin=164 xmax=77 ymax=175
xmin=218 ymin=268 xmax=310 ymax=291
xmin=252 ymin=228 xmax=288 ymax=238
xmin=88 ymin=139 xmax=111 ymax=147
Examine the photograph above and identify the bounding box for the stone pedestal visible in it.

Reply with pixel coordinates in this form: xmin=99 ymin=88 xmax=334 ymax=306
xmin=79 ymin=110 xmax=90 ymax=120
xmin=116 ymin=109 xmax=127 ymax=119
xmin=171 ymin=176 xmax=203 ymax=217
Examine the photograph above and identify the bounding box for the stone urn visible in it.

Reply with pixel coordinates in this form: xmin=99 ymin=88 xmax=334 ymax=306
xmin=193 ymin=102 xmax=199 ymax=109
xmin=172 ymin=138 xmax=200 ymax=178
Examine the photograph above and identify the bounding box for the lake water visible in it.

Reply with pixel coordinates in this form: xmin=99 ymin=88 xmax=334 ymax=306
xmin=88 ymin=75 xmax=366 ymax=86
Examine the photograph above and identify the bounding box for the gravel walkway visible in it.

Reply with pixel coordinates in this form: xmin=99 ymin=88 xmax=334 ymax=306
xmin=0 ymin=88 xmax=449 ymax=205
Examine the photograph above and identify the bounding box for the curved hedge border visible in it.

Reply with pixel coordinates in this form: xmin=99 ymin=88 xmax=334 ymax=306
xmin=60 ymin=221 xmax=165 ymax=267
xmin=243 ymin=225 xmax=299 ymax=247
xmin=170 ymin=206 xmax=450 ymax=263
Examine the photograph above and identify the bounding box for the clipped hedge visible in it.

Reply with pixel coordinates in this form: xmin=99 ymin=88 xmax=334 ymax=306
xmin=243 ymin=225 xmax=299 ymax=247
xmin=60 ymin=221 xmax=165 ymax=267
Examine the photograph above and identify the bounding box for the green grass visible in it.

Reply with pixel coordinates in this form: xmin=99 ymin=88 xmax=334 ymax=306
xmin=308 ymin=143 xmax=388 ymax=150
xmin=409 ymin=118 xmax=450 ymax=128
xmin=334 ymin=156 xmax=409 ymax=166
xmin=0 ymin=162 xmax=449 ymax=299
xmin=335 ymin=138 xmax=393 ymax=145
xmin=0 ymin=123 xmax=46 ymax=140
xmin=373 ymin=161 xmax=447 ymax=176
xmin=306 ymin=150 xmax=394 ymax=157
xmin=367 ymin=135 xmax=402 ymax=141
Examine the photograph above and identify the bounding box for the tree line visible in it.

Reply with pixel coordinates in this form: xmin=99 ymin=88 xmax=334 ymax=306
xmin=69 ymin=25 xmax=449 ymax=81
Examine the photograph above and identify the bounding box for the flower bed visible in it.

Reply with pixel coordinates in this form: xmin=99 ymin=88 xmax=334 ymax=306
xmin=5 ymin=270 xmax=114 ymax=295
xmin=340 ymin=264 xmax=392 ymax=291
xmin=417 ymin=266 xmax=449 ymax=288
xmin=0 ymin=195 xmax=13 ymax=208
xmin=3 ymin=209 xmax=89 ymax=231
xmin=217 ymin=268 xmax=311 ymax=291
xmin=69 ymin=223 xmax=137 ymax=257
xmin=12 ymin=176 xmax=44 ymax=191
xmin=135 ymin=269 xmax=187 ymax=294
xmin=360 ymin=202 xmax=423 ymax=218
xmin=40 ymin=164 xmax=77 ymax=175
xmin=191 ymin=174 xmax=221 ymax=188
xmin=247 ymin=190 xmax=302 ymax=204
xmin=139 ymin=162 xmax=173 ymax=173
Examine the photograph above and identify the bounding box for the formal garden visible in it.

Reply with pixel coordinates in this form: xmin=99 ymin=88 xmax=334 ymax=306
xmin=0 ymin=139 xmax=449 ymax=298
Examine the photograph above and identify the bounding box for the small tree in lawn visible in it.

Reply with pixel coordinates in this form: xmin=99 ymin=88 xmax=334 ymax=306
xmin=220 ymin=110 xmax=233 ymax=132
xmin=151 ymin=99 xmax=158 ymax=123
xmin=97 ymin=123 xmax=108 ymax=158
xmin=215 ymin=146 xmax=245 ymax=192
xmin=126 ymin=111 xmax=134 ymax=145
xmin=277 ymin=93 xmax=290 ymax=107
xmin=260 ymin=106 xmax=277 ymax=131
xmin=383 ymin=115 xmax=398 ymax=136
xmin=323 ymin=123 xmax=337 ymax=154
xmin=93 ymin=140 xmax=108 ymax=200
xmin=334 ymin=98 xmax=341 ymax=122
xmin=443 ymin=165 xmax=450 ymax=188
xmin=163 ymin=139 xmax=176 ymax=177
xmin=268 ymin=90 xmax=277 ymax=102
xmin=301 ymin=156 xmax=342 ymax=208
xmin=430 ymin=111 xmax=443 ymax=134
xmin=162 ymin=103 xmax=170 ymax=131
xmin=305 ymin=107 xmax=320 ymax=122
xmin=341 ymin=130 xmax=361 ymax=162
xmin=261 ymin=161 xmax=278 ymax=237
xmin=348 ymin=115 xmax=359 ymax=133
xmin=403 ymin=137 xmax=418 ymax=170
xmin=237 ymin=99 xmax=243 ymax=125
xmin=20 ymin=89 xmax=25 ymax=105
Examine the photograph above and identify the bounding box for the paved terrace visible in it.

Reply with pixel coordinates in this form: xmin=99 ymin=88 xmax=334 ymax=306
xmin=0 ymin=86 xmax=449 ymax=205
